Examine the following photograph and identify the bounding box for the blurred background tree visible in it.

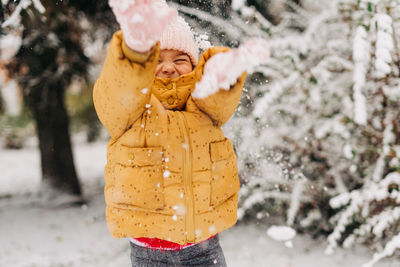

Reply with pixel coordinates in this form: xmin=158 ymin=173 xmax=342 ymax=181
xmin=1 ymin=0 xmax=116 ymax=199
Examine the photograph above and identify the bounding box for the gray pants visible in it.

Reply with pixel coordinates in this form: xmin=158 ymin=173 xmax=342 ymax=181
xmin=130 ymin=235 xmax=227 ymax=267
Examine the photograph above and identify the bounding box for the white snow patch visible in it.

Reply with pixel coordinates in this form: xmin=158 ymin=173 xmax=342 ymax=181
xmin=194 ymin=33 xmax=212 ymax=50
xmin=284 ymin=240 xmax=294 ymax=248
xmin=266 ymin=225 xmax=296 ymax=241
xmin=343 ymin=144 xmax=353 ymax=159
xmin=231 ymin=0 xmax=246 ymax=11
xmin=2 ymin=0 xmax=31 ymax=27
xmin=0 ymin=33 xmax=22 ymax=61
xmin=32 ymin=0 xmax=45 ymax=13
xmin=352 ymin=26 xmax=370 ymax=125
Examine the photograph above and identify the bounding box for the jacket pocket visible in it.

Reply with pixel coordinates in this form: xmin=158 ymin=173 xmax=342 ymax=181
xmin=112 ymin=146 xmax=165 ymax=210
xmin=209 ymin=138 xmax=240 ymax=207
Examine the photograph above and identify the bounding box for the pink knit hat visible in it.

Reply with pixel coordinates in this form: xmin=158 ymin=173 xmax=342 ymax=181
xmin=160 ymin=15 xmax=199 ymax=66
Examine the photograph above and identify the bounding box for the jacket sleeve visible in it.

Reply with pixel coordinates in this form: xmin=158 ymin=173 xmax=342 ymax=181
xmin=93 ymin=30 xmax=160 ymax=140
xmin=191 ymin=47 xmax=247 ymax=127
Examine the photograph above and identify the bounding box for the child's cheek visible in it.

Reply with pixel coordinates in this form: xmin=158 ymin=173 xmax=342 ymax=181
xmin=177 ymin=63 xmax=193 ymax=75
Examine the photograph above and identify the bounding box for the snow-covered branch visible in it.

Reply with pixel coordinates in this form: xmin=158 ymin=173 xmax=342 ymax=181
xmin=352 ymin=25 xmax=370 ymax=125
xmin=362 ymin=233 xmax=400 ymax=267
xmin=2 ymin=0 xmax=45 ymax=28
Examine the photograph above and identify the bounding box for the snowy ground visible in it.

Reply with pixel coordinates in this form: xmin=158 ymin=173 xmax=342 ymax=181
xmin=0 ymin=139 xmax=398 ymax=267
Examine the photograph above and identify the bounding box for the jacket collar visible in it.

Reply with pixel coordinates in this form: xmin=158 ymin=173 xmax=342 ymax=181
xmin=152 ymin=70 xmax=196 ymax=110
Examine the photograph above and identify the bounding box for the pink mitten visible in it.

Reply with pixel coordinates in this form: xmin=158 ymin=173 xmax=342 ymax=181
xmin=192 ymin=38 xmax=270 ymax=99
xmin=109 ymin=0 xmax=178 ymax=52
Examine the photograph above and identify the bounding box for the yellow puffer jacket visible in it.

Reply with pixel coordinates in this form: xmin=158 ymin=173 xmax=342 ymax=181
xmin=93 ymin=30 xmax=247 ymax=245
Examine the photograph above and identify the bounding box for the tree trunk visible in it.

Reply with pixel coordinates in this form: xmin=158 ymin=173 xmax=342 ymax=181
xmin=28 ymin=81 xmax=81 ymax=196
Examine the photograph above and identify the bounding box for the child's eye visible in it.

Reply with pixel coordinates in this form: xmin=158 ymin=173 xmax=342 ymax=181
xmin=175 ymin=59 xmax=188 ymax=63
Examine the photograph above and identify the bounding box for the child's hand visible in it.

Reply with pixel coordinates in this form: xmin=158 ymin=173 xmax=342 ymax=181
xmin=109 ymin=0 xmax=178 ymax=53
xmin=193 ymin=38 xmax=270 ymax=99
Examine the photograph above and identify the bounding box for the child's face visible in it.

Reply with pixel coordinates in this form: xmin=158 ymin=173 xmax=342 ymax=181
xmin=156 ymin=49 xmax=193 ymax=78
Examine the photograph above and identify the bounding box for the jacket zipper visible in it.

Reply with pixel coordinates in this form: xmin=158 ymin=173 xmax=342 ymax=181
xmin=176 ymin=112 xmax=195 ymax=243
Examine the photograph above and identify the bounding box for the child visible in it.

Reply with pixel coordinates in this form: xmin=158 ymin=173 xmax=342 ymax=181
xmin=93 ymin=0 xmax=269 ymax=266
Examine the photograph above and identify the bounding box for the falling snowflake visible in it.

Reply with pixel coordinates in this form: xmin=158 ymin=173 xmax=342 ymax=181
xmin=209 ymin=225 xmax=216 ymax=233
xmin=195 ymin=229 xmax=202 ymax=237
xmin=284 ymin=240 xmax=293 ymax=248
xmin=163 ymin=170 xmax=171 ymax=178
xmin=172 ymin=204 xmax=186 ymax=215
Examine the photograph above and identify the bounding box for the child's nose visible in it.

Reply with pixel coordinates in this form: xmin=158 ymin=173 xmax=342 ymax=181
xmin=161 ymin=63 xmax=176 ymax=76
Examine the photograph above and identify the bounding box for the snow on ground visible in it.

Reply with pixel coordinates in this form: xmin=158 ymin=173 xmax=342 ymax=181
xmin=0 ymin=140 xmax=398 ymax=267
